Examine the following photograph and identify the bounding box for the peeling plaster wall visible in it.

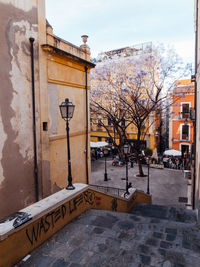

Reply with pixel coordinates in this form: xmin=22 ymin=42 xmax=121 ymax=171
xmin=0 ymin=1 xmax=40 ymax=219
xmin=48 ymin=83 xmax=59 ymax=136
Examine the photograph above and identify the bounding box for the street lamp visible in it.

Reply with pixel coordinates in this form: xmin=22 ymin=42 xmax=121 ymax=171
xmin=59 ymin=98 xmax=75 ymax=190
xmin=104 ymin=148 xmax=109 ymax=181
xmin=144 ymin=148 xmax=152 ymax=195
xmin=123 ymin=143 xmax=130 ymax=195
xmin=147 ymin=157 xmax=150 ymax=194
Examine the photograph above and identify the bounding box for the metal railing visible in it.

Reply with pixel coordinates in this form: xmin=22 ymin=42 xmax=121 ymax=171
xmin=89 ymin=184 xmax=125 ymax=197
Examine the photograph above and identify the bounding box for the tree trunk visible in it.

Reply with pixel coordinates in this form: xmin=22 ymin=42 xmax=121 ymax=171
xmin=137 ymin=157 xmax=145 ymax=177
xmin=136 ymin=130 xmax=145 ymax=177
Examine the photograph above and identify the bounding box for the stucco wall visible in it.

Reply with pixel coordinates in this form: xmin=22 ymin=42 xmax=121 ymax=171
xmin=0 ymin=0 xmax=42 ymax=219
xmin=47 ymin=68 xmax=91 ymax=191
xmin=0 ymin=0 xmax=93 ymax=220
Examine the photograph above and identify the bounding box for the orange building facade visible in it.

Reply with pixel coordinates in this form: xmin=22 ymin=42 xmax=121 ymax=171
xmin=169 ymin=79 xmax=195 ymax=156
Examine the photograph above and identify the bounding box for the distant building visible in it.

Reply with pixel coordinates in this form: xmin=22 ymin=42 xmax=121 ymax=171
xmin=169 ymin=79 xmax=195 ymax=156
xmin=97 ymin=42 xmax=152 ymax=61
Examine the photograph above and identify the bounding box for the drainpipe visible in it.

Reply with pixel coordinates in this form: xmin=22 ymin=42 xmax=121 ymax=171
xmin=29 ymin=37 xmax=39 ymax=202
xmin=193 ymin=0 xmax=198 ymax=210
xmin=85 ymin=66 xmax=89 ymax=184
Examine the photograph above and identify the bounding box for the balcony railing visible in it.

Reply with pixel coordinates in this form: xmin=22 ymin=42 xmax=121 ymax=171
xmin=182 ymin=134 xmax=189 ymax=140
xmin=179 ymin=112 xmax=190 ymax=119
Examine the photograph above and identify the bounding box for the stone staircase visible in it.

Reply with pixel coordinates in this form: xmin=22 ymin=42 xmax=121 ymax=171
xmin=17 ymin=204 xmax=200 ymax=267
xmin=132 ymin=203 xmax=197 ymax=223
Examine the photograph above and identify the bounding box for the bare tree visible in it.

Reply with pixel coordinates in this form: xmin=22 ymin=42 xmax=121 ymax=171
xmin=90 ymin=44 xmax=189 ymax=176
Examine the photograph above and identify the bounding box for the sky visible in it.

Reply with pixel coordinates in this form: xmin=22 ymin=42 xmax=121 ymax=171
xmin=46 ymin=0 xmax=195 ymax=65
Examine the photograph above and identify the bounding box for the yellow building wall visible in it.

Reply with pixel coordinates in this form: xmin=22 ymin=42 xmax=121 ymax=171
xmin=46 ymin=54 xmax=92 ymax=191
xmin=91 ymin=117 xmax=156 ymax=151
xmin=40 ymin=28 xmax=95 ymax=194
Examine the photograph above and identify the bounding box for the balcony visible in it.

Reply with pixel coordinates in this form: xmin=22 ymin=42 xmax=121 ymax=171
xmin=181 ymin=134 xmax=189 ymax=141
xmin=179 ymin=112 xmax=190 ymax=119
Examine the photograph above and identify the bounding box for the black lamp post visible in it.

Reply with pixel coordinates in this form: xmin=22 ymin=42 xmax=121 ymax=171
xmin=147 ymin=157 xmax=150 ymax=194
xmin=123 ymin=143 xmax=130 ymax=195
xmin=59 ymin=98 xmax=75 ymax=190
xmin=104 ymin=148 xmax=109 ymax=181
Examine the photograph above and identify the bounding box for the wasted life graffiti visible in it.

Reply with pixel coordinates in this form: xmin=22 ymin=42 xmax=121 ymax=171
xmin=26 ymin=204 xmax=67 ymax=245
xmin=25 ymin=190 xmax=95 ymax=245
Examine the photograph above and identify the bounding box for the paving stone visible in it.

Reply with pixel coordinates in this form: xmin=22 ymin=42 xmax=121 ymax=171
xmin=49 ymin=243 xmax=73 ymax=258
xmin=116 ymin=220 xmax=135 ymax=230
xmin=139 ymin=254 xmax=151 ymax=265
xmin=92 ymin=227 xmax=105 ymax=234
xmin=103 ymin=229 xmax=117 ymax=238
xmin=120 ymin=250 xmax=135 ymax=262
xmin=120 ymin=240 xmax=133 ymax=250
xmin=162 ymin=260 xmax=172 ymax=267
xmin=52 ymin=259 xmax=69 ymax=267
xmin=129 ymin=215 xmax=141 ymax=221
xmin=173 ymin=263 xmax=185 ymax=267
xmin=160 ymin=241 xmax=173 ymax=249
xmin=70 ymin=237 xmax=83 ymax=246
xmin=165 ymin=228 xmax=177 ymax=235
xmin=150 ymin=256 xmax=165 ymax=266
xmin=182 ymin=235 xmax=191 ymax=249
xmin=79 ymin=251 xmax=95 ymax=265
xmin=150 ymin=218 xmax=161 ymax=223
xmin=91 ymin=215 xmax=117 ymax=228
xmin=117 ymin=231 xmax=129 ymax=240
xmin=158 ymin=248 xmax=166 ymax=257
xmin=166 ymin=234 xmax=176 ymax=242
xmin=69 ymin=248 xmax=84 ymax=262
xmin=153 ymin=232 xmax=164 ymax=239
xmin=137 ymin=244 xmax=150 ymax=254
xmin=97 ymin=243 xmax=108 ymax=253
xmin=83 ymin=225 xmax=94 ymax=233
xmin=184 ymin=254 xmax=200 ymax=266
xmin=93 ymin=236 xmax=106 ymax=244
xmin=165 ymin=250 xmax=186 ymax=265
xmin=69 ymin=263 xmax=82 ymax=267
xmin=146 ymin=238 xmax=159 ymax=247
xmin=105 ymin=237 xmax=121 ymax=251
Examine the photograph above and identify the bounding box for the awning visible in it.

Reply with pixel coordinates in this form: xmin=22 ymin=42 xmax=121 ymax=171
xmin=163 ymin=149 xmax=181 ymax=156
xmin=90 ymin=141 xmax=108 ymax=148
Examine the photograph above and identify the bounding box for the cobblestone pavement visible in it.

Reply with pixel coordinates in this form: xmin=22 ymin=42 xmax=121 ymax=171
xmin=17 ymin=208 xmax=199 ymax=267
xmin=91 ymin=158 xmax=188 ymax=207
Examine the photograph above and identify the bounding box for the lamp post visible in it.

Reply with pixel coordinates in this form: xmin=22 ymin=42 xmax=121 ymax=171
xmin=147 ymin=157 xmax=150 ymax=194
xmin=104 ymin=148 xmax=109 ymax=181
xmin=123 ymin=143 xmax=130 ymax=195
xmin=59 ymin=98 xmax=75 ymax=190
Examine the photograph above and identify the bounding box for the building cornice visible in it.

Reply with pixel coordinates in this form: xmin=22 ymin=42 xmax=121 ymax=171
xmin=41 ymin=44 xmax=96 ymax=68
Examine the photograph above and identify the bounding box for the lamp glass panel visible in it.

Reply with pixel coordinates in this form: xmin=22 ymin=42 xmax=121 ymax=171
xmin=60 ymin=104 xmax=67 ymax=118
xmin=124 ymin=144 xmax=129 ymax=154
xmin=68 ymin=104 xmax=75 ymax=118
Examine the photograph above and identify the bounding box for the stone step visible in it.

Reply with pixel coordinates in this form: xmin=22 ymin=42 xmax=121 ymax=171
xmin=131 ymin=203 xmax=197 ymax=223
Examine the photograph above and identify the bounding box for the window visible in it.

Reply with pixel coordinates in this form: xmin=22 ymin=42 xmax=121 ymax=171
xmin=107 ymin=117 xmax=112 ymax=126
xmin=182 ymin=125 xmax=189 ymax=140
xmin=182 ymin=103 xmax=190 ymax=118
